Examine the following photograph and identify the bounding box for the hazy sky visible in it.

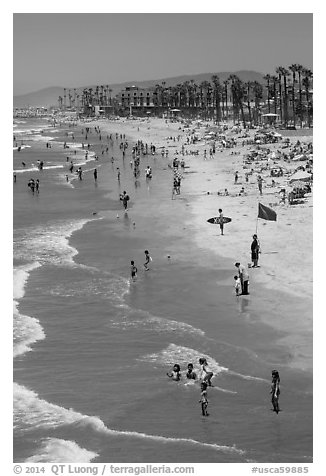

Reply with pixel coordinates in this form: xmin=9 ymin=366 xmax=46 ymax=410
xmin=13 ymin=13 xmax=313 ymax=95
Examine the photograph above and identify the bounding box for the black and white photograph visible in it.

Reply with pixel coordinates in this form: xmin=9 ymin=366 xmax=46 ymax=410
xmin=10 ymin=4 xmax=317 ymax=472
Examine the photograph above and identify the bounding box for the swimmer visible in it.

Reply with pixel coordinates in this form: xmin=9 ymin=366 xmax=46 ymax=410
xmin=186 ymin=363 xmax=197 ymax=380
xmin=167 ymin=364 xmax=181 ymax=381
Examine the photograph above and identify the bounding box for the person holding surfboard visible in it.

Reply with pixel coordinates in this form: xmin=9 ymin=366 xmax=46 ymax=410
xmin=218 ymin=209 xmax=224 ymax=235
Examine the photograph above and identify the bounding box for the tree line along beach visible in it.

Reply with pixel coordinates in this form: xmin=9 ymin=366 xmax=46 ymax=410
xmin=13 ymin=112 xmax=312 ymax=464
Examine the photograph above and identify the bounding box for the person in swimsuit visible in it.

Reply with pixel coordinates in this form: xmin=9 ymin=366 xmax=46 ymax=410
xmin=130 ymin=261 xmax=137 ymax=281
xmin=167 ymin=364 xmax=181 ymax=381
xmin=143 ymin=250 xmax=152 ymax=271
xmin=186 ymin=363 xmax=197 ymax=380
xmin=271 ymin=370 xmax=280 ymax=414
xmin=218 ymin=208 xmax=224 ymax=235
xmin=199 ymin=381 xmax=209 ymax=416
xmin=199 ymin=358 xmax=213 ymax=386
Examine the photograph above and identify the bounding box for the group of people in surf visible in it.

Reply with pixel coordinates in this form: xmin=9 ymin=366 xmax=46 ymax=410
xmin=167 ymin=358 xmax=213 ymax=417
xmin=167 ymin=360 xmax=280 ymax=416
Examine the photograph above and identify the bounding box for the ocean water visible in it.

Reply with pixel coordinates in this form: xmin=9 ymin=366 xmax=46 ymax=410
xmin=13 ymin=118 xmax=312 ymax=463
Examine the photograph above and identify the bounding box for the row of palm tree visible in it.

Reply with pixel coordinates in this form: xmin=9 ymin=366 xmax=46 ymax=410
xmin=151 ymin=64 xmax=312 ymax=127
xmin=59 ymin=85 xmax=113 ymax=110
xmin=59 ymin=64 xmax=313 ymax=127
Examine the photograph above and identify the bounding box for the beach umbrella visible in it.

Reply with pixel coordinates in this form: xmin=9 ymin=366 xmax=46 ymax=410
xmin=289 ymin=171 xmax=312 ymax=183
xmin=291 ymin=181 xmax=309 ymax=189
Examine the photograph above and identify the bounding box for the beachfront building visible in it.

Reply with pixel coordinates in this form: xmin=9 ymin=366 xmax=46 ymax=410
xmin=115 ymin=86 xmax=156 ymax=116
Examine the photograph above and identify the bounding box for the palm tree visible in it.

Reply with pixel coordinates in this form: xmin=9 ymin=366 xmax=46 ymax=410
xmin=244 ymin=81 xmax=253 ymax=126
xmin=275 ymin=67 xmax=283 ymax=123
xmin=288 ymin=64 xmax=298 ymax=126
xmin=296 ymin=64 xmax=304 ymax=127
xmin=263 ymin=74 xmax=272 ymax=113
xmin=211 ymin=75 xmax=222 ymax=124
xmin=270 ymin=75 xmax=279 ymax=115
xmin=302 ymin=68 xmax=313 ymax=127
xmin=228 ymin=74 xmax=241 ymax=123
xmin=222 ymin=80 xmax=229 ymax=121
xmin=252 ymin=81 xmax=263 ymax=125
xmin=276 ymin=66 xmax=290 ymax=125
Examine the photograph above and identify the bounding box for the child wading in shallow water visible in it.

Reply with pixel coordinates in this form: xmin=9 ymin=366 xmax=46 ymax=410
xmin=234 ymin=275 xmax=241 ymax=296
xmin=199 ymin=382 xmax=209 ymax=416
xmin=167 ymin=364 xmax=181 ymax=381
xmin=130 ymin=261 xmax=137 ymax=281
xmin=199 ymin=358 xmax=213 ymax=386
xmin=143 ymin=250 xmax=152 ymax=271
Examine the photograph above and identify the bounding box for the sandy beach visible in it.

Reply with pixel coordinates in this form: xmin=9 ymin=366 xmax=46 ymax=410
xmin=84 ymin=116 xmax=313 ymax=371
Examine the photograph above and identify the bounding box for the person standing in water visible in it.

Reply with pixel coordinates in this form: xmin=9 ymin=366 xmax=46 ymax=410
xmin=199 ymin=381 xmax=209 ymax=416
xmin=93 ymin=168 xmax=98 ymax=181
xmin=130 ymin=260 xmax=138 ymax=281
xmin=186 ymin=363 xmax=197 ymax=380
xmin=271 ymin=370 xmax=280 ymax=414
xmin=199 ymin=358 xmax=213 ymax=386
xmin=167 ymin=364 xmax=181 ymax=381
xmin=143 ymin=250 xmax=152 ymax=271
xmin=120 ymin=191 xmax=130 ymax=211
xmin=235 ymin=262 xmax=249 ymax=295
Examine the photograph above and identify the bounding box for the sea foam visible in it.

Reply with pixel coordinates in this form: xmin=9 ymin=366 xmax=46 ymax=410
xmin=13 ymin=263 xmax=45 ymax=358
xmin=14 ymin=382 xmax=245 ymax=459
xmin=14 ymin=218 xmax=97 ymax=267
xmin=25 ymin=438 xmax=98 ymax=463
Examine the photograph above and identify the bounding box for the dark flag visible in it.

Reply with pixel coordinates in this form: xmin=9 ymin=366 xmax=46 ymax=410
xmin=258 ymin=202 xmax=277 ymax=221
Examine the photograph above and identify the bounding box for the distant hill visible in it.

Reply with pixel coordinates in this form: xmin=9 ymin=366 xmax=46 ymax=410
xmin=13 ymin=70 xmax=266 ymax=108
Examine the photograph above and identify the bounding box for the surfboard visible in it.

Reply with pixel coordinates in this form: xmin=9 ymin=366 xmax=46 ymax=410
xmin=207 ymin=216 xmax=232 ymax=224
